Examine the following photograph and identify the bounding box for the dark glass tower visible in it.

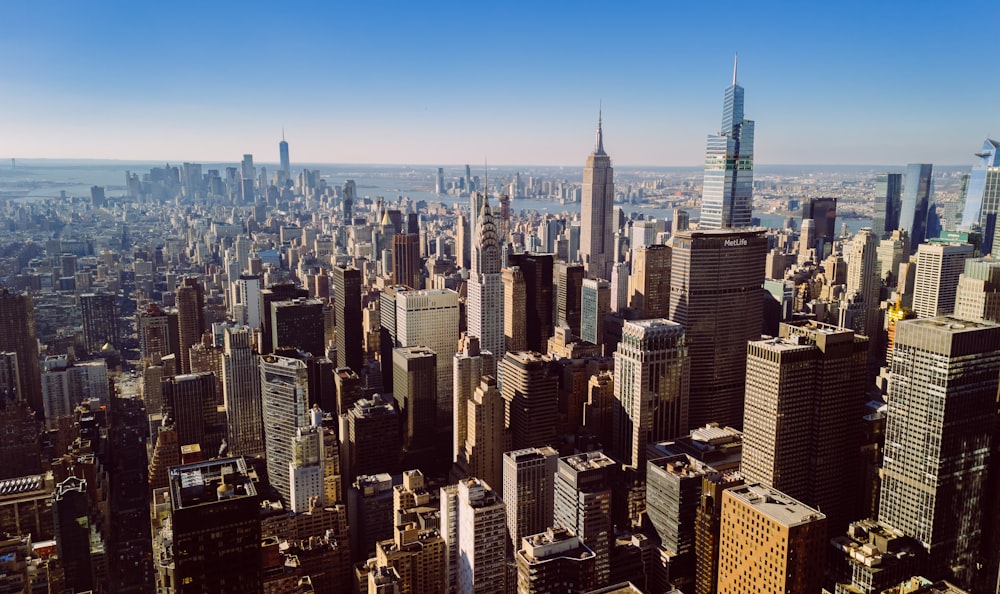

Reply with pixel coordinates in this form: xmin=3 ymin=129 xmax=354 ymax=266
xmin=873 ymin=173 xmax=903 ymax=239
xmin=899 ymin=163 xmax=933 ymax=253
xmin=960 ymin=139 xmax=1000 ymax=253
xmin=334 ymin=266 xmax=363 ymax=374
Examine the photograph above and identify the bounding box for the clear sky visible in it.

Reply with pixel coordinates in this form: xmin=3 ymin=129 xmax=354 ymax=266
xmin=1 ymin=1 xmax=998 ymax=166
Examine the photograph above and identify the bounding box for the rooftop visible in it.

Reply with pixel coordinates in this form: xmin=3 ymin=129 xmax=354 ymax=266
xmin=725 ymin=482 xmax=824 ymax=527
xmin=168 ymin=457 xmax=257 ymax=510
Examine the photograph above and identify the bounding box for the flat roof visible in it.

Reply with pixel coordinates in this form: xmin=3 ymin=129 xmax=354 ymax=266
xmin=725 ymin=482 xmax=824 ymax=527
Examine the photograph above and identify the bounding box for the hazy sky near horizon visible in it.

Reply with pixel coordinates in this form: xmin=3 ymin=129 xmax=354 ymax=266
xmin=1 ymin=1 xmax=998 ymax=167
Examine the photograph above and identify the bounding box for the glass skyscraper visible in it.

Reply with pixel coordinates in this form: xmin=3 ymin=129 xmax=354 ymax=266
xmin=960 ymin=138 xmax=1000 ymax=254
xmin=700 ymin=57 xmax=754 ymax=230
xmin=873 ymin=173 xmax=902 ymax=239
xmin=899 ymin=163 xmax=933 ymax=253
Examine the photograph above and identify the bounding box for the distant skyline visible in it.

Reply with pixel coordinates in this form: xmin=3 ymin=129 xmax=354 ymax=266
xmin=2 ymin=2 xmax=999 ymax=167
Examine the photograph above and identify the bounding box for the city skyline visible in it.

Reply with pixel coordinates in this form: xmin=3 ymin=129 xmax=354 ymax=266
xmin=2 ymin=2 xmax=1000 ymax=166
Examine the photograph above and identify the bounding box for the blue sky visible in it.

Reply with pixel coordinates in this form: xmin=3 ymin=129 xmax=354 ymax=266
xmin=1 ymin=1 xmax=998 ymax=166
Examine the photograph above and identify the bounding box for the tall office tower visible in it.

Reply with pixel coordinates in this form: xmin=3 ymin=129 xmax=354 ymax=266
xmin=393 ymin=233 xmax=423 ymax=289
xmin=221 ymin=327 xmax=263 ymax=458
xmin=960 ymin=139 xmax=1000 ymax=252
xmin=279 ymin=133 xmax=290 ymax=178
xmin=954 ymin=257 xmax=1000 ymax=322
xmin=373 ymin=515 xmax=447 ymax=594
xmin=845 ymin=228 xmax=883 ymax=339
xmin=240 ymin=154 xmax=255 ymax=202
xmin=0 ymin=353 xmax=42 ymax=480
xmin=347 ymin=394 xmax=401 ymax=481
xmin=80 ymin=293 xmax=119 ymax=353
xmin=289 ymin=425 xmax=324 ymax=513
xmin=393 ymin=346 xmax=437 ymax=452
xmin=580 ymin=114 xmax=615 ymax=280
xmin=457 ymin=478 xmax=507 ymax=594
xmin=138 ymin=302 xmax=174 ymax=361
xmin=694 ymin=472 xmax=745 ymax=594
xmin=613 ymin=319 xmax=689 ymax=471
xmin=503 ymin=266 xmax=528 ymax=353
xmin=877 ymin=229 xmax=910 ymax=286
xmin=631 ymin=219 xmax=658 ymax=253
xmin=874 ymin=173 xmax=904 ymax=239
xmin=668 ymin=229 xmax=767 ymax=430
xmin=468 ymin=197 xmax=505 ymax=359
xmin=797 ymin=219 xmax=817 ymax=264
xmin=439 ymin=484 xmax=460 ymax=591
xmin=742 ymin=322 xmax=868 ymax=536
xmin=435 ymin=166 xmax=445 ymax=195
xmin=801 ymin=197 xmax=837 ymax=248
xmin=717 ymin=483 xmax=826 ymax=594
xmin=161 ymin=372 xmax=222 ymax=456
xmin=59 ymin=252 xmax=77 ymax=278
xmin=506 ymin=253 xmax=554 ymax=353
xmin=270 ymin=297 xmax=325 ymax=356
xmin=553 ymin=451 xmax=615 ymax=587
xmin=259 ymin=282 xmax=308 ymax=356
xmin=879 ymin=317 xmax=1000 ymax=587
xmin=189 ymin=341 xmax=223 ymax=405
xmin=913 ymin=243 xmax=975 ymax=318
xmin=260 ymin=354 xmax=311 ymax=503
xmin=554 ymin=262 xmax=585 ymax=336
xmin=155 ymin=458 xmax=261 ymax=592
xmin=498 ymin=351 xmax=558 ymax=450
xmin=503 ymin=447 xmax=559 ymax=553
xmin=396 ymin=289 xmax=460 ymax=427
xmin=899 ymin=163 xmax=934 ymax=252
xmin=609 ymin=261 xmax=630 ymax=312
xmin=516 ymin=527 xmax=597 ymax=594
xmin=349 ymin=473 xmax=397 ymax=562
xmin=646 ymin=455 xmax=714 ymax=589
xmin=700 ymin=57 xmax=755 ymax=230
xmin=453 ymin=336 xmax=495 ymax=464
xmin=464 ymin=377 xmax=505 ymax=490
xmin=580 ymin=278 xmax=611 ymax=346
xmin=332 ymin=266 xmax=364 ymax=373
xmin=0 ymin=289 xmax=43 ymax=417
xmin=456 ymin=214 xmax=471 ymax=270
xmin=628 ymin=244 xmax=671 ymax=318
xmin=176 ymin=277 xmax=205 ymax=374
xmin=230 ymin=274 xmax=262 ymax=328
xmin=335 ymin=366 xmax=363 ymax=417
xmin=52 ymin=476 xmax=93 ymax=592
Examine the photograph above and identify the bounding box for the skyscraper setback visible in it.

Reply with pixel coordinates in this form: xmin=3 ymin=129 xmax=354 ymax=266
xmin=580 ymin=114 xmax=615 ymax=280
xmin=700 ymin=57 xmax=755 ymax=230
xmin=467 ymin=196 xmax=504 ymax=360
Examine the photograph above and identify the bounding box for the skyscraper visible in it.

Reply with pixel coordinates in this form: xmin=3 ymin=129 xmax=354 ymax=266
xmin=913 ymin=242 xmax=974 ymax=318
xmin=498 ymin=351 xmax=558 ymax=451
xmin=395 ymin=288 xmax=460 ymax=428
xmin=392 ymin=233 xmax=422 ymax=290
xmin=503 ymin=266 xmax=527 ymax=353
xmin=960 ymin=139 xmax=1000 ymax=253
xmin=260 ymin=354 xmax=312 ymax=503
xmin=580 ymin=113 xmax=615 ymax=280
xmin=954 ymin=257 xmax=1000 ymax=322
xmin=259 ymin=282 xmax=309 ymax=357
xmin=516 ymin=527 xmax=597 ymax=594
xmin=457 ymin=478 xmax=507 ymax=594
xmin=161 ymin=372 xmax=222 ymax=456
xmin=742 ymin=322 xmax=868 ymax=535
xmin=878 ymin=316 xmax=1000 ymax=587
xmin=613 ymin=319 xmax=689 ymax=471
xmin=279 ymin=132 xmax=290 ymax=178
xmin=506 ymin=253 xmax=554 ymax=353
xmin=502 ymin=446 xmax=559 ymax=553
xmin=392 ymin=346 xmax=437 ymax=452
xmin=553 ymin=451 xmax=616 ymax=587
xmin=53 ymin=476 xmax=93 ymax=593
xmin=580 ymin=278 xmax=610 ymax=346
xmin=270 ymin=297 xmax=326 ymax=357
xmin=801 ymin=197 xmax=837 ymax=250
xmin=334 ymin=266 xmax=363 ymax=373
xmin=668 ymin=229 xmax=767 ymax=430
xmin=700 ymin=57 xmax=755 ymax=230
xmin=899 ymin=163 xmax=934 ymax=252
xmin=628 ymin=244 xmax=671 ymax=318
xmin=176 ymin=277 xmax=205 ymax=374
xmin=873 ymin=173 xmax=903 ymax=239
xmin=0 ymin=289 xmax=43 ymax=417
xmin=468 ymin=196 xmax=505 ymax=360
xmin=221 ymin=326 xmax=263 ymax=458
xmin=453 ymin=335 xmax=495 ymax=465
xmin=463 ymin=377 xmax=505 ymax=491
xmin=845 ymin=228 xmax=882 ymax=339
xmin=554 ymin=262 xmax=585 ymax=336
xmin=80 ymin=293 xmax=120 ymax=353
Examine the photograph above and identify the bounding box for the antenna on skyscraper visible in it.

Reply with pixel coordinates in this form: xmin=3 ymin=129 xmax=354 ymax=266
xmin=282 ymin=128 xmax=285 ymax=141
xmin=484 ymin=158 xmax=488 ymax=202
xmin=733 ymin=53 xmax=738 ymax=85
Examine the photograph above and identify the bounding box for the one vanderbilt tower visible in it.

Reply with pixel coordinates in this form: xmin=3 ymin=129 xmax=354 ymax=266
xmin=701 ymin=55 xmax=755 ymax=229
xmin=581 ymin=112 xmax=615 ymax=281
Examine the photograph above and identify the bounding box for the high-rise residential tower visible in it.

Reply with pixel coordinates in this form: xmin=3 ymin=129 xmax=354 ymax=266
xmin=468 ymin=196 xmax=505 ymax=359
xmin=700 ymin=57 xmax=755 ymax=230
xmin=613 ymin=319 xmax=689 ymax=470
xmin=954 ymin=257 xmax=1000 ymax=322
xmin=899 ymin=163 xmax=934 ymax=252
xmin=668 ymin=229 xmax=767 ymax=430
xmin=580 ymin=113 xmax=615 ymax=281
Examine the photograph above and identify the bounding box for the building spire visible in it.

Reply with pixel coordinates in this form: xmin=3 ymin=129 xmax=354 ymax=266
xmin=732 ymin=52 xmax=738 ymax=86
xmin=282 ymin=127 xmax=285 ymax=142
xmin=596 ymin=104 xmax=606 ymax=156
xmin=484 ymin=158 xmax=488 ymax=202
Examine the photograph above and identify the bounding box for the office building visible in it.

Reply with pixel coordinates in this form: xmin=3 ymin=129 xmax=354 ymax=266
xmin=516 ymin=527 xmax=597 ymax=594
xmin=221 ymin=326 xmax=263 ymax=458
xmin=700 ymin=58 xmax=754 ymax=230
xmin=628 ymin=244 xmax=671 ymax=318
xmin=503 ymin=266 xmax=528 ymax=353
xmin=154 ymin=458 xmax=261 ymax=593
xmin=138 ymin=302 xmax=176 ymax=362
xmin=259 ymin=282 xmax=308 ymax=357
xmin=271 ymin=297 xmax=326 ymax=357
xmin=176 ymin=277 xmax=205 ymax=374
xmin=580 ymin=113 xmax=615 ymax=280
xmin=580 ymin=278 xmax=611 ymax=347
xmin=334 ymin=366 xmax=363 ymax=417
xmin=334 ymin=266 xmax=364 ymax=373
xmin=913 ymin=243 xmax=975 ymax=318
xmin=668 ymin=229 xmax=767 ymax=430
xmin=507 ymin=253 xmax=554 ymax=353
xmin=646 ymin=455 xmax=713 ymax=588
xmin=53 ymin=476 xmax=93 ymax=592
xmin=613 ymin=319 xmax=689 ymax=471
xmin=503 ymin=446 xmax=559 ymax=554
xmin=468 ymin=195 xmax=505 ymax=360
xmin=80 ymin=293 xmax=119 ymax=353
xmin=953 ymin=257 xmax=1000 ymax=322
xmin=694 ymin=471 xmax=745 ymax=594
xmin=463 ymin=377 xmax=505 ymax=491
xmin=878 ymin=316 xmax=1000 ymax=587
xmin=453 ymin=335 xmax=495 ymax=465
xmin=555 ymin=262 xmax=585 ymax=336
xmin=393 ymin=346 xmax=437 ymax=452
xmin=874 ymin=173 xmax=903 ymax=239
xmin=877 ymin=229 xmax=910 ymax=286
xmin=498 ymin=351 xmax=558 ymax=450
xmin=554 ymin=451 xmax=616 ymax=587
xmin=161 ymin=372 xmax=222 ymax=456
xmin=349 ymin=473 xmax=399 ymax=563
xmin=0 ymin=290 xmax=43 ymax=417
xmin=899 ymin=164 xmax=934 ymax=252
xmin=845 ymin=228 xmax=882 ymax=339
xmin=717 ymin=483 xmax=826 ymax=594
xmin=229 ymin=274 xmax=262 ymax=328
xmin=960 ymin=139 xmax=1000 ymax=253
xmin=457 ymin=477 xmax=507 ymax=594
xmin=347 ymin=394 xmax=401 ymax=481
xmin=395 ymin=289 xmax=459 ymax=428
xmin=742 ymin=322 xmax=868 ymax=536
xmin=801 ymin=197 xmax=837 ymax=249
xmin=260 ymin=354 xmax=312 ymax=503
xmin=279 ymin=133 xmax=290 ymax=178
xmin=393 ymin=233 xmax=422 ymax=290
